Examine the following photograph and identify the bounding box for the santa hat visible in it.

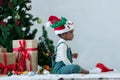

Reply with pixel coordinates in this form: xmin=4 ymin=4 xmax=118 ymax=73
xmin=96 ymin=63 xmax=114 ymax=72
xmin=45 ymin=16 xmax=74 ymax=35
xmin=89 ymin=63 xmax=114 ymax=74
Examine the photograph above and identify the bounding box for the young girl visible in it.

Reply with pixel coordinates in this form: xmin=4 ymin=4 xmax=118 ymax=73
xmin=46 ymin=15 xmax=114 ymax=74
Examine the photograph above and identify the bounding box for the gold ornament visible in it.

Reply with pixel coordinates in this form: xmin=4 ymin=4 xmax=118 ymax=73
xmin=37 ymin=18 xmax=42 ymax=24
xmin=15 ymin=13 xmax=20 ymax=20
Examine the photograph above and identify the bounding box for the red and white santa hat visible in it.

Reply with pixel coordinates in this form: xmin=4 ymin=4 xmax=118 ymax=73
xmin=45 ymin=15 xmax=74 ymax=35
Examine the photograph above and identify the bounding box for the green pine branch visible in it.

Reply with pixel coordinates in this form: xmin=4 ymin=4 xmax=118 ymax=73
xmin=38 ymin=26 xmax=55 ymax=67
xmin=0 ymin=0 xmax=40 ymax=52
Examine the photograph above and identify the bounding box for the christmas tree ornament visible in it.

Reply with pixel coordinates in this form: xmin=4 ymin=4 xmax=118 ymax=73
xmin=45 ymin=52 xmax=49 ymax=56
xmin=0 ymin=20 xmax=7 ymax=26
xmin=16 ymin=20 xmax=20 ymax=26
xmin=39 ymin=68 xmax=44 ymax=74
xmin=7 ymin=71 xmax=13 ymax=76
xmin=44 ymin=65 xmax=50 ymax=71
xmin=37 ymin=18 xmax=42 ymax=24
xmin=17 ymin=72 xmax=23 ymax=75
xmin=12 ymin=71 xmax=15 ymax=75
xmin=28 ymin=71 xmax=35 ymax=76
xmin=15 ymin=13 xmax=20 ymax=20
xmin=12 ymin=71 xmax=23 ymax=75
xmin=43 ymin=69 xmax=50 ymax=74
xmin=23 ymin=71 xmax=28 ymax=75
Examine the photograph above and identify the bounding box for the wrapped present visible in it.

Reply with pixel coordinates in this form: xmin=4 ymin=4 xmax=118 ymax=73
xmin=13 ymin=40 xmax=38 ymax=72
xmin=0 ymin=46 xmax=7 ymax=53
xmin=0 ymin=48 xmax=7 ymax=53
xmin=0 ymin=52 xmax=16 ymax=74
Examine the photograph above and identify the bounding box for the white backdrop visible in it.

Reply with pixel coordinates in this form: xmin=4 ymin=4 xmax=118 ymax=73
xmin=31 ymin=0 xmax=120 ymax=70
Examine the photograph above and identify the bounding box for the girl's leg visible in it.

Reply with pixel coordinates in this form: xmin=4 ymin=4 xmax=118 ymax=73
xmin=58 ymin=64 xmax=81 ymax=74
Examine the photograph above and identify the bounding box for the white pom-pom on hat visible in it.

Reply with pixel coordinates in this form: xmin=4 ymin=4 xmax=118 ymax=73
xmin=44 ymin=21 xmax=51 ymax=28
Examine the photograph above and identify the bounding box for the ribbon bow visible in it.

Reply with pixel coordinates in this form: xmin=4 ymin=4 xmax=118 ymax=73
xmin=13 ymin=40 xmax=38 ymax=71
xmin=0 ymin=52 xmax=16 ymax=74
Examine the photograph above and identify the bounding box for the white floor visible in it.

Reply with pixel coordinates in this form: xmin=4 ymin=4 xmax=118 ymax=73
xmin=0 ymin=71 xmax=120 ymax=80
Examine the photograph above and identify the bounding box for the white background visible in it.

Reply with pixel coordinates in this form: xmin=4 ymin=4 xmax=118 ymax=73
xmin=31 ymin=0 xmax=120 ymax=70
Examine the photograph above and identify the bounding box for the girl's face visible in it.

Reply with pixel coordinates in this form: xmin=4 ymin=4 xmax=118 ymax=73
xmin=62 ymin=30 xmax=74 ymax=41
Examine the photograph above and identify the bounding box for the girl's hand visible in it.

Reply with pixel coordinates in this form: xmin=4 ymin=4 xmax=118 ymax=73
xmin=72 ymin=53 xmax=78 ymax=58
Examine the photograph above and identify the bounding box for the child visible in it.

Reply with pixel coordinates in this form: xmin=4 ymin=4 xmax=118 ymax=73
xmin=45 ymin=15 xmax=114 ymax=74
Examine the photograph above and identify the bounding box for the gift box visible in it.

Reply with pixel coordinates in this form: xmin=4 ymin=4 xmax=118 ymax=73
xmin=13 ymin=40 xmax=38 ymax=71
xmin=0 ymin=52 xmax=16 ymax=74
xmin=0 ymin=48 xmax=7 ymax=53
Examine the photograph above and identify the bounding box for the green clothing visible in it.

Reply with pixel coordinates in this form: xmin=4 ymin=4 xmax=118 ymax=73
xmin=51 ymin=42 xmax=81 ymax=74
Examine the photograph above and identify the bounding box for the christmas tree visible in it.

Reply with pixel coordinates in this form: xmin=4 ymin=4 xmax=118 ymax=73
xmin=0 ymin=0 xmax=41 ymax=52
xmin=38 ymin=26 xmax=54 ymax=67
